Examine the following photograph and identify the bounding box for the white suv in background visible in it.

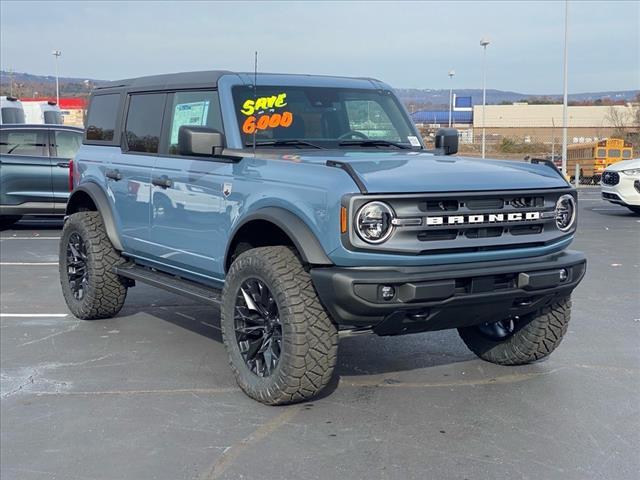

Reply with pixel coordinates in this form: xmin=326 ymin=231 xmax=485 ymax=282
xmin=601 ymin=158 xmax=640 ymax=214
xmin=22 ymin=101 xmax=63 ymax=124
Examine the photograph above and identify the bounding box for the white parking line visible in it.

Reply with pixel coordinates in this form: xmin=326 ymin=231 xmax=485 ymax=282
xmin=0 ymin=262 xmax=58 ymax=266
xmin=0 ymin=237 xmax=61 ymax=240
xmin=0 ymin=313 xmax=68 ymax=318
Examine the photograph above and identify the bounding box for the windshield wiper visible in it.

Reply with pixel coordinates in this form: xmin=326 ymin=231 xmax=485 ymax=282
xmin=338 ymin=139 xmax=411 ymax=149
xmin=245 ymin=139 xmax=325 ymax=149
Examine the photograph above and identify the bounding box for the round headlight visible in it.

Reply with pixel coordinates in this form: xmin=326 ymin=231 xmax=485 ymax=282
xmin=555 ymin=194 xmax=576 ymax=231
xmin=355 ymin=201 xmax=395 ymax=243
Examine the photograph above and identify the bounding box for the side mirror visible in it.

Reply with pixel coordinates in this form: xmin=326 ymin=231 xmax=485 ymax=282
xmin=434 ymin=128 xmax=459 ymax=155
xmin=178 ymin=126 xmax=225 ymax=157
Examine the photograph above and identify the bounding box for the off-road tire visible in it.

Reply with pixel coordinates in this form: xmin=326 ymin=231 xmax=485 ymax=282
xmin=0 ymin=215 xmax=22 ymax=228
xmin=221 ymin=246 xmax=338 ymax=405
xmin=59 ymin=211 xmax=128 ymax=319
xmin=458 ymin=297 xmax=571 ymax=365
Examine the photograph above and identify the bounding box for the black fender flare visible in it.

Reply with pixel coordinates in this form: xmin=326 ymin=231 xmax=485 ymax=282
xmin=225 ymin=207 xmax=333 ymax=269
xmin=66 ymin=183 xmax=124 ymax=251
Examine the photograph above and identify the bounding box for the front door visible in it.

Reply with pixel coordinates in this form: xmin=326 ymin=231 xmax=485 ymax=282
xmin=149 ymin=90 xmax=231 ymax=283
xmin=0 ymin=128 xmax=53 ymax=213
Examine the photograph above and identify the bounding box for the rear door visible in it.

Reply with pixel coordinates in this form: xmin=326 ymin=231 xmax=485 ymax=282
xmin=49 ymin=128 xmax=83 ymax=210
xmin=110 ymin=92 xmax=167 ymax=256
xmin=0 ymin=128 xmax=53 ymax=212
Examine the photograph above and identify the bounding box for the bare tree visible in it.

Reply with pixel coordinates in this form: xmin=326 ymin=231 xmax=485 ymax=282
xmin=607 ymin=105 xmax=634 ymax=139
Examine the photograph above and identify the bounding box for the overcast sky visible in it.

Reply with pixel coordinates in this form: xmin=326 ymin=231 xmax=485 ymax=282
xmin=1 ymin=1 xmax=638 ymax=93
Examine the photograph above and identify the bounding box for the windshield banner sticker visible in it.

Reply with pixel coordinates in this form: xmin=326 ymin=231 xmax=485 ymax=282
xmin=240 ymin=92 xmax=293 ymax=134
xmin=407 ymin=136 xmax=421 ymax=147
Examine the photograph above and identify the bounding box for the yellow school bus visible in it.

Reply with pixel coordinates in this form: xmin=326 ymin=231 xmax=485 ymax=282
xmin=567 ymin=138 xmax=633 ymax=180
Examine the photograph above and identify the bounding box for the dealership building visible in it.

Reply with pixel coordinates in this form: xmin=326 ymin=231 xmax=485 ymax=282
xmin=412 ymin=97 xmax=638 ymax=144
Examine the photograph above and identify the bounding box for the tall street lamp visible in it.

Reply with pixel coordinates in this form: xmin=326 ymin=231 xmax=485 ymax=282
xmin=448 ymin=69 xmax=455 ymax=128
xmin=480 ymin=37 xmax=490 ymax=159
xmin=561 ymin=0 xmax=569 ymax=176
xmin=52 ymin=49 xmax=62 ymax=104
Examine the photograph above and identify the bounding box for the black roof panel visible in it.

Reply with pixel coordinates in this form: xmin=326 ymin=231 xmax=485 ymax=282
xmin=95 ymin=70 xmax=235 ymax=92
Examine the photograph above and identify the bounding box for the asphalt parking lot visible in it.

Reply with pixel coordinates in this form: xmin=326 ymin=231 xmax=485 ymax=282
xmin=1 ymin=188 xmax=639 ymax=480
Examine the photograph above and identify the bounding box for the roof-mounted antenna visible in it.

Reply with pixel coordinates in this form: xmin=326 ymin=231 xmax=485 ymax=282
xmin=252 ymin=50 xmax=258 ymax=154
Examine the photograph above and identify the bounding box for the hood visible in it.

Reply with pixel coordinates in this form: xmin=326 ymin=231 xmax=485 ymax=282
xmin=605 ymin=158 xmax=640 ymax=172
xmin=263 ymin=150 xmax=570 ymax=193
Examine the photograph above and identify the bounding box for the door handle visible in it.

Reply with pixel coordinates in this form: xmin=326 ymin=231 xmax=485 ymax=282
xmin=106 ymin=169 xmax=123 ymax=181
xmin=152 ymin=176 xmax=173 ymax=189
xmin=57 ymin=161 xmax=70 ymax=168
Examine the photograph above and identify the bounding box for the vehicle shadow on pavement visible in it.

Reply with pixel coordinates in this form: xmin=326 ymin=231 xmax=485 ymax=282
xmin=0 ymin=217 xmax=64 ymax=232
xmin=335 ymin=332 xmax=475 ymax=376
xmin=134 ymin=304 xmax=475 ymax=389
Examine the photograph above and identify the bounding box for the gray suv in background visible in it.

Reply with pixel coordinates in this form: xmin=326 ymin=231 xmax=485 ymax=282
xmin=0 ymin=124 xmax=83 ymax=226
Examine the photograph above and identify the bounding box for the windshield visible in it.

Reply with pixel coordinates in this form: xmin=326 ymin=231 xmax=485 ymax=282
xmin=232 ymin=86 xmax=421 ymax=149
xmin=1 ymin=107 xmax=25 ymax=124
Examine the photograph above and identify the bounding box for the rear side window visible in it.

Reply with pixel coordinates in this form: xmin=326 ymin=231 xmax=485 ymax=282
xmin=53 ymin=130 xmax=82 ymax=158
xmin=164 ymin=90 xmax=223 ymax=154
xmin=125 ymin=94 xmax=166 ymax=154
xmin=0 ymin=129 xmax=47 ymax=156
xmin=86 ymin=94 xmax=120 ymax=141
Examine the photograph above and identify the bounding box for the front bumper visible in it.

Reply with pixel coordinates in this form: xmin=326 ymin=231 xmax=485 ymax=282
xmin=311 ymin=250 xmax=586 ymax=336
xmin=601 ymin=176 xmax=640 ymax=207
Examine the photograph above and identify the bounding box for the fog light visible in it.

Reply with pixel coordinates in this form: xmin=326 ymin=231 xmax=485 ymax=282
xmin=380 ymin=285 xmax=395 ymax=301
xmin=559 ymin=269 xmax=568 ymax=281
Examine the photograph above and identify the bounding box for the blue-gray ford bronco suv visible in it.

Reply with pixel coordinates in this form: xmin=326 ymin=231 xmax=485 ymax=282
xmin=59 ymin=71 xmax=586 ymax=405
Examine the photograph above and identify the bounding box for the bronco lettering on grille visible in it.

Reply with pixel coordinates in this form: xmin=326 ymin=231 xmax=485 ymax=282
xmin=426 ymin=211 xmax=541 ymax=226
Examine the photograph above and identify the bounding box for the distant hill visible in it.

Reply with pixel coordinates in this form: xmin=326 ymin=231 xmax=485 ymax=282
xmin=1 ymin=70 xmax=637 ymax=108
xmin=395 ymin=88 xmax=639 ymax=110
xmin=0 ymin=70 xmax=106 ymax=97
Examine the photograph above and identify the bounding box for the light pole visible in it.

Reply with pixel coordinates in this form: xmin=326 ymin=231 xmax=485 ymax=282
xmin=52 ymin=49 xmax=62 ymax=104
xmin=448 ymin=69 xmax=455 ymax=128
xmin=561 ymin=0 xmax=569 ymax=175
xmin=480 ymin=38 xmax=490 ymax=159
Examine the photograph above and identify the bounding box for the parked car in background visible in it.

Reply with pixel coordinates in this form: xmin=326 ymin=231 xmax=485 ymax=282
xmin=22 ymin=100 xmax=64 ymax=124
xmin=601 ymin=158 xmax=640 ymax=214
xmin=0 ymin=96 xmax=25 ymax=125
xmin=0 ymin=124 xmax=83 ymax=226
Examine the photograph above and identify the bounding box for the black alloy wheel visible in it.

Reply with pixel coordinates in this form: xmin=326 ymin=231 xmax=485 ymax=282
xmin=66 ymin=232 xmax=89 ymax=300
xmin=234 ymin=278 xmax=282 ymax=377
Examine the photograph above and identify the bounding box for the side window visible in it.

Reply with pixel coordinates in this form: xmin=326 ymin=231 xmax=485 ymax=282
xmin=125 ymin=93 xmax=166 ymax=154
xmin=86 ymin=94 xmax=120 ymax=141
xmin=165 ymin=90 xmax=223 ymax=154
xmin=53 ymin=130 xmax=83 ymax=158
xmin=0 ymin=130 xmax=47 ymax=156
xmin=597 ymin=148 xmax=606 ymax=158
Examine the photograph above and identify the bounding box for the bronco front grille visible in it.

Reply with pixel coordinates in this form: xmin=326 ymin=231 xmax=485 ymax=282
xmin=345 ymin=189 xmax=575 ymax=255
xmin=601 ymin=171 xmax=620 ymax=186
